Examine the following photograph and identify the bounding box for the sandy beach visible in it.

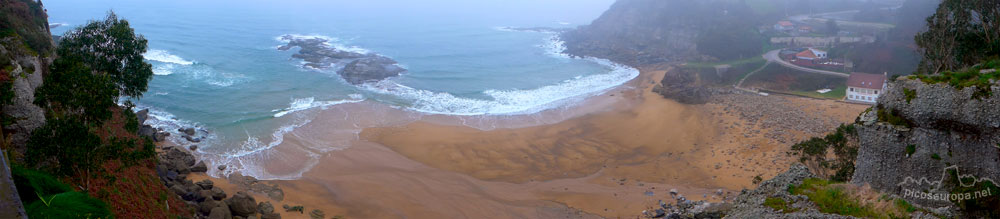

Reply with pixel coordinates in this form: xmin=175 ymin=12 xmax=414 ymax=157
xmin=190 ymin=66 xmax=868 ymax=218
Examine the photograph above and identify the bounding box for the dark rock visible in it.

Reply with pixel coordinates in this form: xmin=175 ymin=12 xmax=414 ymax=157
xmin=139 ymin=125 xmax=155 ymax=139
xmin=208 ymin=206 xmax=232 ymax=219
xmin=337 ymin=56 xmax=406 ymax=84
xmin=183 ymin=135 xmax=201 ymax=143
xmin=258 ymin=201 xmax=275 ymax=214
xmin=165 ymin=170 xmax=178 ymax=182
xmin=169 ymin=185 xmax=187 ymax=197
xmin=191 ymin=161 xmax=208 ymax=173
xmin=196 ymin=179 xmax=214 ymax=190
xmin=218 ymin=165 xmax=227 ymax=171
xmin=199 ymin=199 xmax=221 ymax=215
xmin=179 ymin=127 xmax=196 ymax=136
xmin=136 ymin=109 xmax=150 ymax=124
xmin=211 ymin=187 xmax=227 ymax=200
xmin=261 ymin=212 xmax=282 ymax=219
xmin=309 ymin=209 xmax=325 ymax=219
xmin=153 ymin=131 xmax=170 ymax=142
xmin=189 ymin=145 xmax=198 ymax=151
xmin=251 ymin=182 xmax=285 ymax=201
xmin=277 ymin=34 xmax=406 ymax=85
xmin=171 ymin=159 xmax=191 ymax=174
xmin=225 ymin=191 xmax=258 ymax=217
xmin=652 ymin=68 xmax=711 ymax=104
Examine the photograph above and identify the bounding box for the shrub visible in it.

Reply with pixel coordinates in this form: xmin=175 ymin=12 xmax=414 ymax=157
xmin=903 ymin=88 xmax=917 ymax=103
xmin=931 ymin=153 xmax=941 ymax=160
xmin=764 ymin=197 xmax=797 ymax=213
xmin=790 ymin=124 xmax=859 ymax=181
xmin=905 ymin=145 xmax=916 ymax=156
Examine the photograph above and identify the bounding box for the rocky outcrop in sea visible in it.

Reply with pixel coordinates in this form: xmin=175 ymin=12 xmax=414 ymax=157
xmin=277 ymin=35 xmax=405 ymax=84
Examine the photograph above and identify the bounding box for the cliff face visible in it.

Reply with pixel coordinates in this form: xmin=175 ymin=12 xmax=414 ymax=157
xmin=560 ymin=0 xmax=709 ymax=66
xmin=852 ymin=77 xmax=1000 ymax=209
xmin=1 ymin=0 xmax=51 ymax=154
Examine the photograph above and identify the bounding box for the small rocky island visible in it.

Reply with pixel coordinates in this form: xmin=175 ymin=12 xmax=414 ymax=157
xmin=277 ymin=35 xmax=406 ymax=84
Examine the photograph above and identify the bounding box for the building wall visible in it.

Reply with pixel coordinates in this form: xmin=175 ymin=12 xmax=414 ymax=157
xmin=847 ymin=86 xmax=882 ymax=103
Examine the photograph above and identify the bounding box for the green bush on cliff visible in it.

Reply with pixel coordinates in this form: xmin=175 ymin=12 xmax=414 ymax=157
xmin=0 ymin=0 xmax=53 ymax=55
xmin=790 ymin=124 xmax=858 ymax=182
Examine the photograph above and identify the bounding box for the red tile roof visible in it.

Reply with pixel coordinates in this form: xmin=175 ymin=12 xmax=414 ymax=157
xmin=796 ymin=50 xmax=818 ymax=59
xmin=847 ymin=73 xmax=886 ymax=90
xmin=778 ymin=21 xmax=793 ymax=26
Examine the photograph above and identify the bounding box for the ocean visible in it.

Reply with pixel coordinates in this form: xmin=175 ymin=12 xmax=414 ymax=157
xmin=44 ymin=0 xmax=634 ymax=179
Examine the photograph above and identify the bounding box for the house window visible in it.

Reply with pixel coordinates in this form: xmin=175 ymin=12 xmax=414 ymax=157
xmin=875 ymin=90 xmax=879 ymax=95
xmin=850 ymin=87 xmax=854 ymax=92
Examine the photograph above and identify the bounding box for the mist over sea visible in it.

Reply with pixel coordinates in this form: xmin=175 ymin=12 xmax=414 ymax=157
xmin=44 ymin=0 xmax=633 ymax=179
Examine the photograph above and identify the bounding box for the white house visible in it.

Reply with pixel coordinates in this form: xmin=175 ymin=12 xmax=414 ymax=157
xmin=795 ymin=48 xmax=828 ymax=60
xmin=846 ymin=72 xmax=887 ymax=104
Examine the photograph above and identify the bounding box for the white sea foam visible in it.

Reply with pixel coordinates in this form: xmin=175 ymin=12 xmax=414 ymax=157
xmin=363 ymin=58 xmax=637 ymax=115
xmin=272 ymin=96 xmax=364 ymax=118
xmin=360 ymin=29 xmax=638 ymax=116
xmin=557 ymin=21 xmax=571 ymax=25
xmin=144 ymin=49 xmax=194 ymax=65
xmin=152 ymin=64 xmax=175 ymax=75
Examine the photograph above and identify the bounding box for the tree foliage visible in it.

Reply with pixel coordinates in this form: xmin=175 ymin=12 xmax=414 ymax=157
xmin=57 ymin=11 xmax=152 ymax=98
xmin=915 ymin=0 xmax=1000 ymax=73
xmin=0 ymin=0 xmax=52 ymax=55
xmin=34 ymin=56 xmax=119 ymax=123
xmin=790 ymin=124 xmax=859 ymax=182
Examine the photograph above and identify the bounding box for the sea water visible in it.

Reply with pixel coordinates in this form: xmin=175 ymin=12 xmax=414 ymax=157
xmin=44 ymin=0 xmax=634 ymax=179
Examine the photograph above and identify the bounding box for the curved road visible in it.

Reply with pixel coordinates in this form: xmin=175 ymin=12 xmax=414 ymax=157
xmin=763 ymin=49 xmax=849 ymax=78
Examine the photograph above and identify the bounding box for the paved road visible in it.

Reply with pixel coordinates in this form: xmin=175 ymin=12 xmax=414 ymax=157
xmin=763 ymin=49 xmax=849 ymax=78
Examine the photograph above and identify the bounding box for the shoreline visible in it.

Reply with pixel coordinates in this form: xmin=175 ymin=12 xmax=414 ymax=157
xmin=204 ymin=65 xmax=869 ymax=218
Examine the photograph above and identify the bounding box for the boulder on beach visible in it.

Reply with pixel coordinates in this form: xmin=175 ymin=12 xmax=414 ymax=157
xmin=225 ymin=191 xmax=258 ymax=217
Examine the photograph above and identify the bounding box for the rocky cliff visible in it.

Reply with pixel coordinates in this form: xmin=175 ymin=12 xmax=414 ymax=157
xmin=1 ymin=0 xmax=51 ymax=156
xmin=560 ymin=0 xmax=711 ymax=66
xmin=853 ymin=75 xmax=1000 ymax=214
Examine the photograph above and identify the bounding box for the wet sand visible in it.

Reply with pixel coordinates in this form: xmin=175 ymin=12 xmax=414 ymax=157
xmin=199 ymin=67 xmax=869 ymax=218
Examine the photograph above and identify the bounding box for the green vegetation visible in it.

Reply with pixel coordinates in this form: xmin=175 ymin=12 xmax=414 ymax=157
xmin=905 ymin=144 xmax=916 ymax=157
xmin=916 ymin=0 xmax=1000 ymax=73
xmin=912 ymin=59 xmax=1000 ymax=99
xmin=11 ymin=165 xmax=112 ymax=219
xmin=790 ymin=124 xmax=858 ymax=182
xmin=56 ymin=12 xmax=153 ymax=98
xmin=931 ymin=153 xmax=941 ymax=160
xmin=764 ymin=197 xmax=797 ymax=213
xmin=877 ymin=108 xmax=912 ymax=127
xmin=903 ymin=88 xmax=917 ymax=103
xmin=0 ymin=0 xmax=53 ymax=55
xmin=945 ymin=169 xmax=1000 ymax=218
xmin=789 ymin=178 xmax=915 ymax=219
xmin=787 ymin=85 xmax=846 ymax=100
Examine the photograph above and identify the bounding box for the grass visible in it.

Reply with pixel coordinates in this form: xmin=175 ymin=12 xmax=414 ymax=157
xmin=787 ymin=85 xmax=847 ymax=99
xmin=790 ymin=178 xmax=915 ymax=219
xmin=912 ymin=58 xmax=1000 ymax=99
xmin=903 ymin=88 xmax=917 ymax=103
xmin=684 ymin=56 xmax=768 ymax=86
xmin=764 ymin=197 xmax=798 ymax=213
xmin=905 ymin=145 xmax=916 ymax=157
xmin=931 ymin=153 xmax=941 ymax=160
